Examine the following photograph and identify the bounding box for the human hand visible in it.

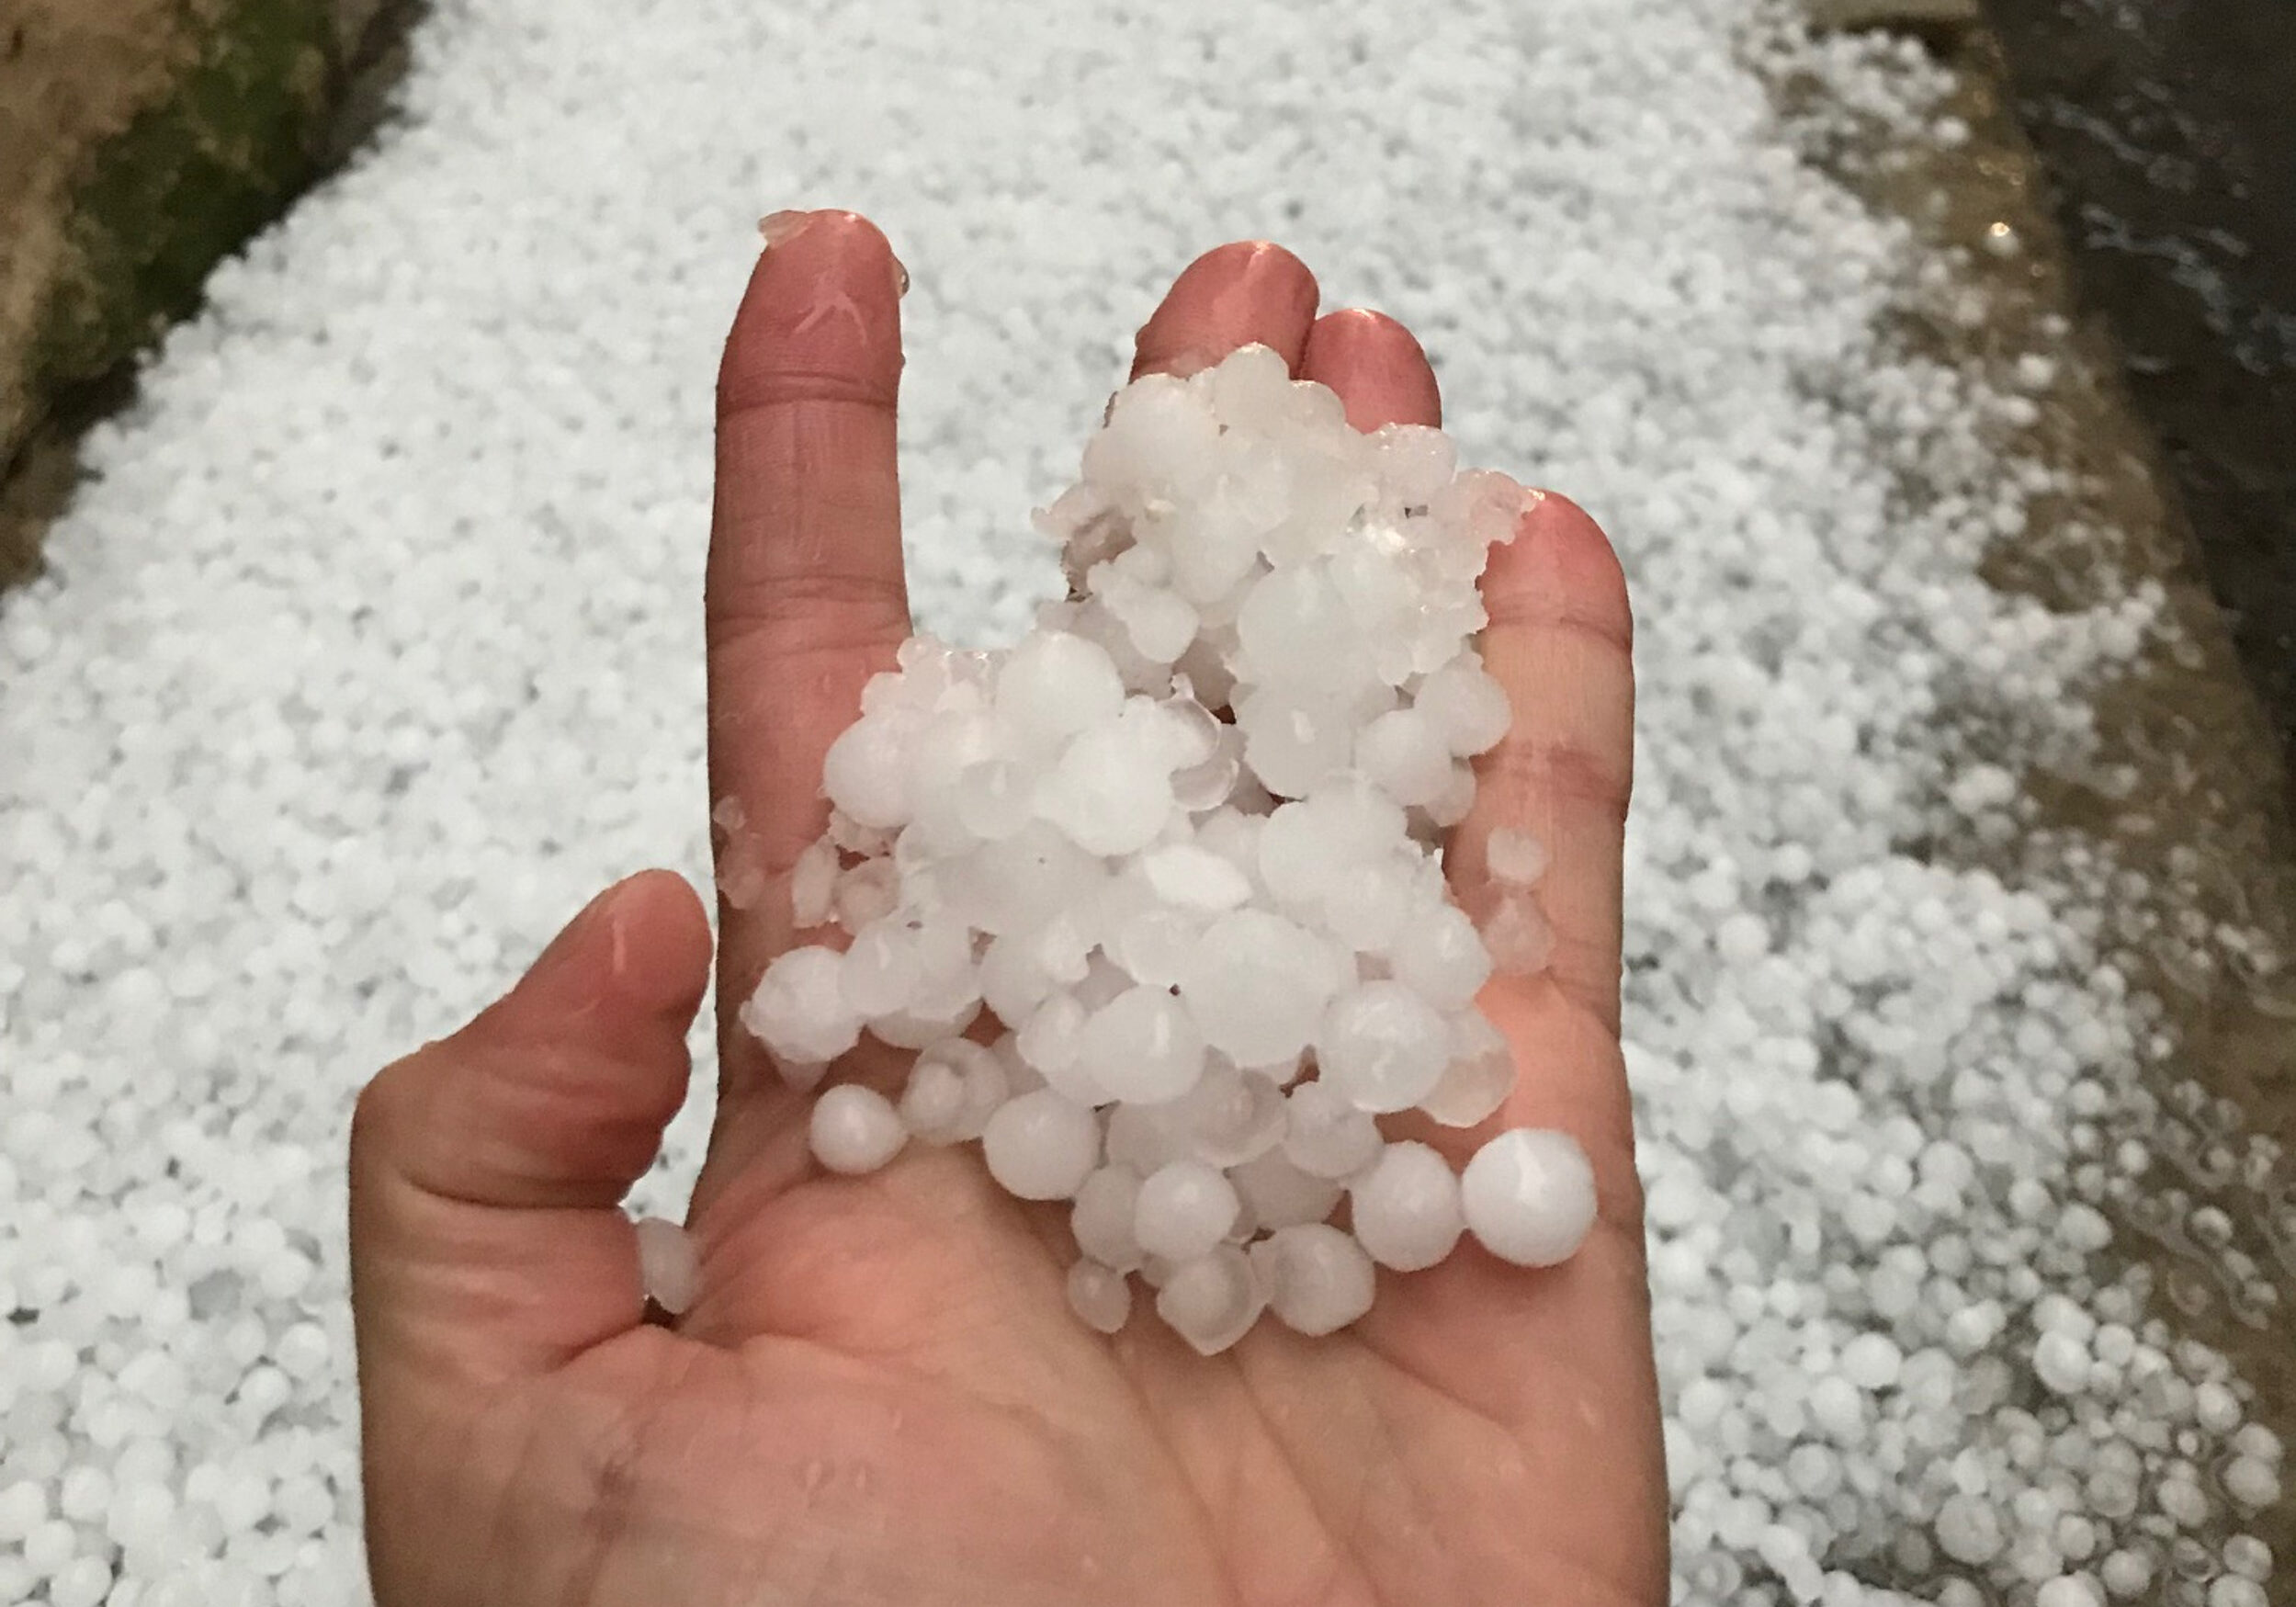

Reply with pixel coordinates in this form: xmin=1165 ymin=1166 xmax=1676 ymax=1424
xmin=349 ymin=212 xmax=1667 ymax=1606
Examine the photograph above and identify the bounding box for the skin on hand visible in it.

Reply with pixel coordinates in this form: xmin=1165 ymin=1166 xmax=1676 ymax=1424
xmin=348 ymin=213 xmax=1668 ymax=1607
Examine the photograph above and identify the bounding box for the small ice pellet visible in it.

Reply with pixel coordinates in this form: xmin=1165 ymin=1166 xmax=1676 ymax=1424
xmin=1282 ymin=1080 xmax=1384 ymax=1179
xmin=632 ymin=1216 xmax=700 ymax=1315
xmin=1252 ymin=1223 xmax=1376 ymax=1336
xmin=980 ymin=1090 xmax=1102 ymax=1200
xmin=1484 ymin=827 xmax=1547 ymax=886
xmin=1071 ymin=1165 xmax=1147 ymax=1272
xmin=899 ymin=1038 xmax=1008 ymax=1144
xmin=2222 ymin=1456 xmax=2280 ymax=1511
xmin=809 ymin=1085 xmax=908 ymax=1175
xmin=1317 ymin=980 xmax=1452 ymax=1114
xmin=741 ymin=946 xmax=863 ymax=1065
xmin=1066 ymin=1262 xmax=1131 ymax=1335
xmin=2033 ymin=1577 xmax=2102 ymax=1607
xmin=1133 ymin=1160 xmax=1241 ymax=1263
xmin=1419 ymin=1013 xmax=1515 ymax=1127
xmin=1349 ymin=1141 xmax=1465 ymax=1272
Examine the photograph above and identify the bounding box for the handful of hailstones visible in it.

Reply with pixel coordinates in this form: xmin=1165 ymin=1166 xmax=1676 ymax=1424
xmin=725 ymin=344 xmax=1597 ymax=1354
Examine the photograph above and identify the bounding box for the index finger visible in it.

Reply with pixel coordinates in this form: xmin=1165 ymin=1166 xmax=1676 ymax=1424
xmin=707 ymin=210 xmax=910 ymax=1108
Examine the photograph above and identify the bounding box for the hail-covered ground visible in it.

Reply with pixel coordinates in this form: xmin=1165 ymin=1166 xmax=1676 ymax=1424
xmin=0 ymin=0 xmax=2283 ymax=1604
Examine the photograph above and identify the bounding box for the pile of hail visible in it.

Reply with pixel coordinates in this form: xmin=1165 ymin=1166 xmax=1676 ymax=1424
xmin=737 ymin=343 xmax=1599 ymax=1353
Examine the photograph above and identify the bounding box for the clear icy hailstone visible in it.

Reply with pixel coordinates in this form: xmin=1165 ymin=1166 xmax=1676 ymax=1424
xmin=1171 ymin=1063 xmax=1288 ymax=1166
xmin=1067 ymin=1262 xmax=1132 ymax=1336
xmin=1154 ymin=1245 xmax=1265 ymax=1356
xmin=1019 ymin=991 xmax=1092 ymax=1091
xmin=832 ymin=856 xmax=900 ymax=931
xmin=1356 ymin=707 xmax=1453 ymax=807
xmin=820 ymin=713 xmax=917 ymax=830
xmin=1071 ymin=1165 xmax=1146 ymax=1272
xmin=981 ymin=1089 xmax=1102 ymax=1200
xmin=899 ymin=1038 xmax=1008 ymax=1144
xmin=1390 ymin=903 xmax=1492 ymax=1011
xmin=741 ymin=946 xmax=862 ymax=1065
xmin=1424 ymin=762 xmax=1477 ymax=829
xmin=1259 ymin=783 xmax=1404 ymax=908
xmin=1179 ymin=909 xmax=1341 ymax=1067
xmin=1349 ymin=1141 xmax=1465 ymax=1272
xmin=1413 ymin=657 xmax=1510 ymax=756
xmin=1420 ymin=1013 xmax=1516 ymax=1127
xmin=1112 ymin=904 xmax=1203 ymax=990
xmin=995 ymin=631 xmax=1125 ymax=753
xmin=791 ymin=838 xmax=839 ymax=926
xmin=1231 ymin=1149 xmax=1347 ymax=1229
xmin=632 ymin=1217 xmax=699 ymax=1316
xmin=1317 ymin=981 xmax=1452 ymax=1114
xmin=1485 ymin=827 xmax=1547 ymax=886
xmin=1078 ymin=985 xmax=1206 ymax=1104
xmin=955 ymin=758 xmax=1035 ymax=841
xmin=809 ymin=1085 xmax=909 ymax=1175
xmin=1283 ymin=1080 xmax=1384 ymax=1179
xmin=1480 ymin=892 xmax=1555 ymax=976
xmin=1104 ymin=1098 xmax=1191 ymax=1172
xmin=1133 ymin=1160 xmax=1242 ymax=1263
xmin=1251 ymin=1224 xmax=1377 ymax=1337
xmin=1458 ymin=1128 xmax=1597 ymax=1267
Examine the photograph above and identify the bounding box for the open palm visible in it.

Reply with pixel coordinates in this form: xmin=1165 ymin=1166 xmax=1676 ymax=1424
xmin=349 ymin=213 xmax=1667 ymax=1607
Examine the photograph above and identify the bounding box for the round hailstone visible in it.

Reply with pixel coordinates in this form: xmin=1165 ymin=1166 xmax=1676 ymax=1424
xmin=980 ymin=1089 xmax=1102 ymax=1200
xmin=1251 ymin=1224 xmax=1376 ymax=1337
xmin=841 ymin=921 xmax=922 ymax=1018
xmin=1133 ymin=1160 xmax=1242 ymax=1263
xmin=1349 ymin=1141 xmax=1465 ymax=1272
xmin=1480 ymin=893 xmax=1555 ymax=976
xmin=1235 ymin=687 xmax=1353 ymax=799
xmin=820 ymin=714 xmax=915 ymax=830
xmin=1390 ymin=904 xmax=1492 ymax=1011
xmin=1282 ymin=1080 xmax=1384 ymax=1179
xmin=1154 ymin=1246 xmax=1264 ymax=1356
xmin=741 ymin=946 xmax=862 ymax=1066
xmin=1077 ymin=986 xmax=1206 ymax=1103
xmin=995 ymin=631 xmax=1125 ymax=753
xmin=1170 ymin=1064 xmax=1287 ymax=1166
xmin=1420 ymin=1012 xmax=1516 ymax=1127
xmin=899 ymin=1038 xmax=1009 ymax=1144
xmin=632 ymin=1217 xmax=699 ymax=1316
xmin=1356 ymin=707 xmax=1453 ymax=807
xmin=1037 ymin=714 xmax=1178 ymax=855
xmin=1230 ymin=1149 xmax=1347 ymax=1230
xmin=1140 ymin=843 xmax=1252 ymax=911
xmin=809 ymin=1085 xmax=909 ymax=1175
xmin=1071 ymin=1165 xmax=1146 ymax=1272
xmin=1178 ymin=909 xmax=1341 ymax=1067
xmin=1459 ymin=1128 xmax=1597 ymax=1267
xmin=1412 ymin=657 xmax=1510 ymax=756
xmin=1066 ymin=1262 xmax=1132 ymax=1336
xmin=1316 ymin=981 xmax=1452 ymax=1114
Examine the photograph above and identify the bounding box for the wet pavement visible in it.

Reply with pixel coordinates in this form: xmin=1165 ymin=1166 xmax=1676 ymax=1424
xmin=1987 ymin=0 xmax=2296 ymax=791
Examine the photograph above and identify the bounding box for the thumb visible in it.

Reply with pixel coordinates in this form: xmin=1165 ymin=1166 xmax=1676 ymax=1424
xmin=350 ymin=868 xmax=713 ymax=1380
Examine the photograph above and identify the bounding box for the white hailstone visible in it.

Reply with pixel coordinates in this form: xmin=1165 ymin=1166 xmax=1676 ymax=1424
xmin=1485 ymin=828 xmax=1548 ymax=887
xmin=1177 ymin=909 xmax=1341 ymax=1067
xmin=790 ymin=838 xmax=839 ymax=926
xmin=809 ymin=1086 xmax=908 ymax=1175
xmin=995 ymin=631 xmax=1125 ymax=753
xmin=1071 ymin=1166 xmax=1147 ymax=1272
xmin=821 ymin=713 xmax=918 ymax=831
xmin=1479 ymin=893 xmax=1554 ymax=976
xmin=2033 ymin=1577 xmax=2102 ymax=1607
xmin=1390 ymin=903 xmax=1492 ymax=1010
xmin=1413 ymin=657 xmax=1510 ymax=755
xmin=1251 ymin=1224 xmax=1377 ymax=1336
xmin=980 ymin=1090 xmax=1101 ymax=1200
xmin=898 ymin=1038 xmax=1008 ymax=1144
xmin=1356 ymin=708 xmax=1453 ymax=806
xmin=1936 ymin=1495 xmax=2006 ymax=1567
xmin=1349 ymin=1141 xmax=1465 ymax=1272
xmin=840 ymin=921 xmax=922 ymax=1018
xmin=1066 ymin=1262 xmax=1132 ymax=1335
xmin=1228 ymin=1149 xmax=1347 ymax=1230
xmin=2097 ymin=1551 xmax=2151 ymax=1599
xmin=1076 ymin=986 xmax=1205 ymax=1103
xmin=1316 ymin=981 xmax=1452 ymax=1113
xmin=1459 ymin=1128 xmax=1598 ymax=1267
xmin=1140 ymin=843 xmax=1252 ymax=911
xmin=1841 ymin=1332 xmax=1905 ymax=1391
xmin=1282 ymin=1080 xmax=1384 ymax=1179
xmin=1133 ymin=1160 xmax=1242 ymax=1263
xmin=1420 ymin=1012 xmax=1515 ymax=1127
xmin=632 ymin=1216 xmax=699 ymax=1315
xmin=2222 ymin=1456 xmax=2280 ymax=1511
xmin=1236 ymin=686 xmax=1355 ymax=798
xmin=1153 ymin=1246 xmax=1264 ymax=1356
xmin=741 ymin=946 xmax=863 ymax=1065
xmin=2207 ymin=1580 xmax=2268 ymax=1607
xmin=1168 ymin=1064 xmax=1287 ymax=1166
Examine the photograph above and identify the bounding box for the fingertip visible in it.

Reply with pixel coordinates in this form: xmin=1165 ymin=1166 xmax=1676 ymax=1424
xmin=720 ymin=209 xmax=905 ymax=412
xmin=1299 ymin=308 xmax=1442 ymax=431
xmin=604 ymin=869 xmax=717 ymax=1020
xmin=1132 ymin=238 xmax=1320 ymax=379
xmin=1497 ymin=492 xmax=1632 ymax=646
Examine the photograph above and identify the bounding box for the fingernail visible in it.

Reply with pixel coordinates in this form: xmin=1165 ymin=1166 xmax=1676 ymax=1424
xmin=758 ymin=209 xmax=816 ymax=249
xmin=534 ymin=881 xmax=623 ymax=979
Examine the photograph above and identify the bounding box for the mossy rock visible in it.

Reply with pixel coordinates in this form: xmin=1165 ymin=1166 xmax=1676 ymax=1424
xmin=0 ymin=0 xmax=410 ymax=589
